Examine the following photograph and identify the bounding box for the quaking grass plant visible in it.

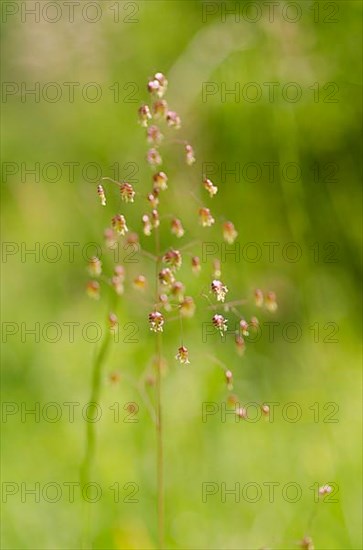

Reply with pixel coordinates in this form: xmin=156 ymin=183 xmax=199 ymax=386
xmin=81 ymin=71 xmax=281 ymax=548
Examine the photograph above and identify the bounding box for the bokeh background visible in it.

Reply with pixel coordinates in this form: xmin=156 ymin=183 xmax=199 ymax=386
xmin=1 ymin=1 xmax=362 ymax=549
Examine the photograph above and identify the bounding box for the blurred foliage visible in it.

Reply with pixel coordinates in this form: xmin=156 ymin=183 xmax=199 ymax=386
xmin=1 ymin=1 xmax=362 ymax=549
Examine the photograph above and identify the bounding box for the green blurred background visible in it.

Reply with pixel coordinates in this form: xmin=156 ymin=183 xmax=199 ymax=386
xmin=1 ymin=1 xmax=362 ymax=548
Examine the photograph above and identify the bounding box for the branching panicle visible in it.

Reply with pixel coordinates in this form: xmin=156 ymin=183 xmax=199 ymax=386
xmin=84 ymin=71 xmax=278 ymax=548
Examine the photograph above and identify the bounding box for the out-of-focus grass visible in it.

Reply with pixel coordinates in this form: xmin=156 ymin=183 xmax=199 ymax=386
xmin=1 ymin=1 xmax=362 ymax=549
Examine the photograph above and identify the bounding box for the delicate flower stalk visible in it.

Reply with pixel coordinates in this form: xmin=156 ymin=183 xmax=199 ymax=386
xmin=203 ymin=177 xmax=218 ymax=197
xmin=235 ymin=334 xmax=245 ymax=356
xmin=120 ymin=182 xmax=135 ymax=203
xmin=159 ymin=293 xmax=171 ymax=311
xmin=80 ymin=314 xmax=113 ymax=547
xmin=266 ymin=291 xmax=278 ymax=311
xmin=148 ymin=193 xmax=159 ymax=208
xmin=147 ymin=148 xmax=162 ymax=166
xmin=114 ymin=265 xmax=125 ymax=280
xmin=239 ymin=319 xmax=249 ymax=336
xmin=155 ymin=329 xmax=164 ymax=549
xmin=153 ymin=171 xmax=168 ymax=191
xmin=171 ymin=281 xmax=185 ymax=301
xmin=225 ymin=369 xmax=233 ymax=390
xmin=126 ymin=232 xmax=139 ymax=245
xmin=86 ymin=280 xmax=100 ymax=299
xmin=163 ymin=248 xmax=182 ymax=271
xmin=171 ymin=218 xmax=184 ymax=238
xmin=185 ymin=144 xmax=195 ymax=165
xmin=318 ymin=484 xmax=332 ymax=496
xmin=236 ymin=406 xmax=247 ymax=419
xmin=166 ymin=110 xmax=181 ymax=128
xmin=213 ymin=259 xmax=221 ymax=278
xmin=211 ymin=279 xmax=228 ymax=302
xmin=133 ymin=275 xmax=147 ymax=290
xmin=112 ymin=214 xmax=128 ymax=235
xmin=97 ymin=184 xmax=106 ymax=206
xmin=151 ymin=209 xmax=160 ymax=228
xmin=147 ymin=125 xmax=163 ymax=144
xmin=111 ymin=275 xmax=124 ymax=295
xmin=142 ymin=214 xmax=152 ymax=236
xmin=199 ymin=207 xmax=215 ymax=227
xmin=159 ymin=268 xmax=175 ymax=287
xmin=85 ymin=72 xmax=278 ymax=549
xmin=149 ymin=311 xmax=164 ymax=333
xmin=176 ymin=345 xmax=190 ymax=364
xmin=110 ymin=265 xmax=125 ymax=295
xmin=88 ymin=257 xmax=102 ymax=277
xmin=191 ymin=256 xmax=201 ymax=274
xmin=138 ymin=104 xmax=152 ymax=127
xmin=150 ymin=162 xmax=165 ymax=547
xmin=108 ymin=312 xmax=118 ymax=333
xmin=180 ymin=296 xmax=196 ymax=318
xmin=213 ymin=314 xmax=228 ymax=334
xmin=153 ymin=99 xmax=168 ymax=118
xmin=254 ymin=288 xmax=264 ymax=307
xmin=250 ymin=316 xmax=259 ymax=328
xmin=227 ymin=393 xmax=239 ymax=406
xmin=104 ymin=227 xmax=116 ymax=248
xmin=223 ymin=221 xmax=238 ymax=244
xmin=148 ymin=72 xmax=168 ymax=98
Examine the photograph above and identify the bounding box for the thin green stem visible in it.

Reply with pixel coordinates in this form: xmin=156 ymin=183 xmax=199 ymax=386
xmin=81 ymin=331 xmax=111 ymax=484
xmin=155 ymin=331 xmax=164 ymax=549
xmin=154 ymin=225 xmax=164 ymax=549
xmin=179 ymin=311 xmax=184 ymax=346
xmin=100 ymin=176 xmax=122 ymax=187
xmin=80 ymin=328 xmax=111 ymax=548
